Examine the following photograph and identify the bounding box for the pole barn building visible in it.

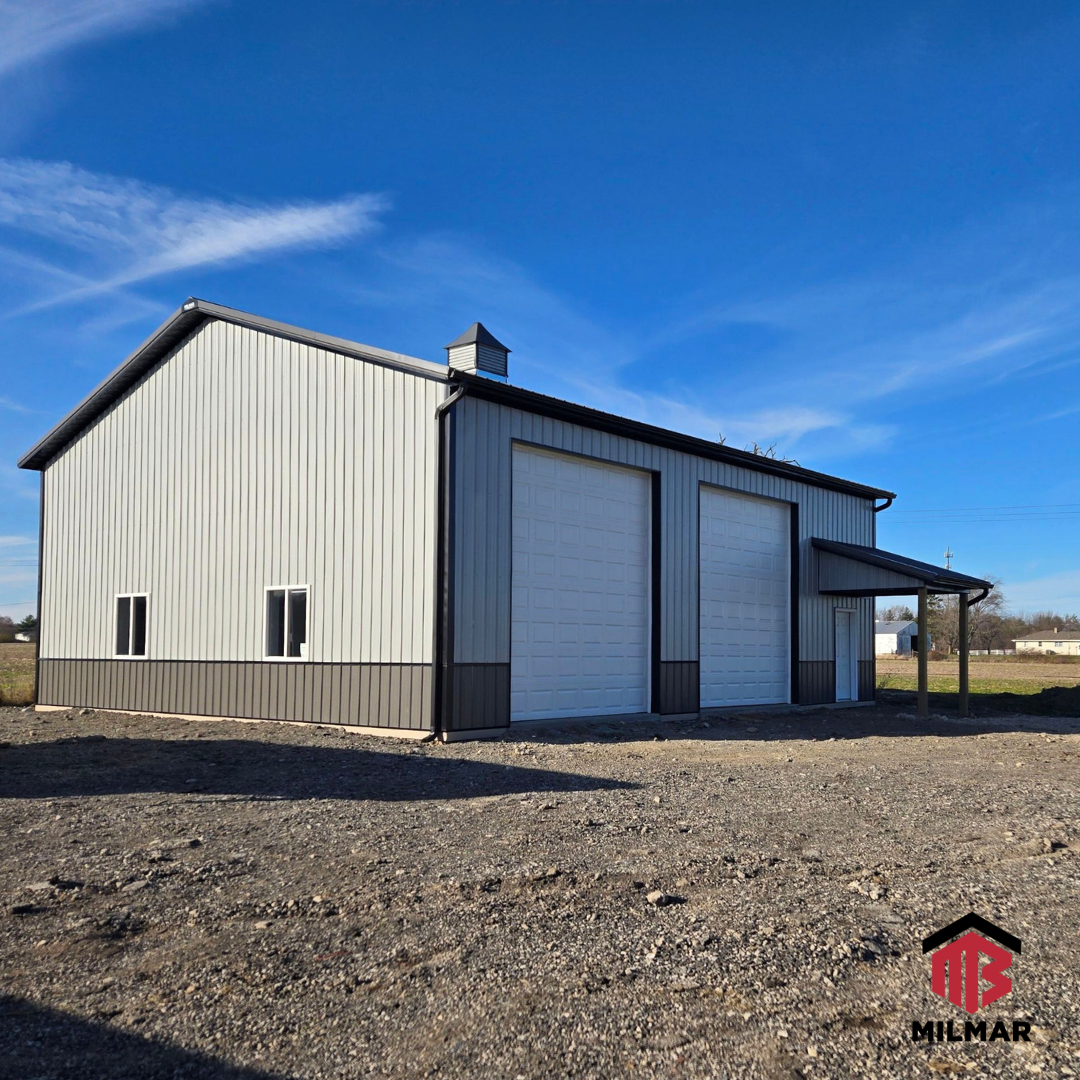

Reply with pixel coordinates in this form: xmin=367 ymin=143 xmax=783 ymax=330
xmin=19 ymin=299 xmax=990 ymax=739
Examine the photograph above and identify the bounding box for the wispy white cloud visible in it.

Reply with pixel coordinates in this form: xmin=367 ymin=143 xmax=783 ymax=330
xmin=0 ymin=535 xmax=36 ymax=547
xmin=1004 ymin=569 xmax=1080 ymax=615
xmin=0 ymin=0 xmax=212 ymax=79
xmin=0 ymin=159 xmax=389 ymax=313
xmin=349 ymin=237 xmax=894 ymax=459
xmin=0 ymin=395 xmax=30 ymax=413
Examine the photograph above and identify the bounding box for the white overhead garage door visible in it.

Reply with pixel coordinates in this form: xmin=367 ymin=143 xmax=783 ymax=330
xmin=511 ymin=446 xmax=650 ymax=722
xmin=699 ymin=487 xmax=790 ymax=708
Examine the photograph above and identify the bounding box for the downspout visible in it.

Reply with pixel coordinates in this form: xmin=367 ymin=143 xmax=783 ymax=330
xmin=35 ymin=469 xmax=45 ymax=706
xmin=432 ymin=380 xmax=467 ymax=739
xmin=869 ymin=496 xmax=892 ymax=701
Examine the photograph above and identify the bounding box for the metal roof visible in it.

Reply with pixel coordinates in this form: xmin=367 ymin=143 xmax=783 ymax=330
xmin=875 ymin=620 xmax=917 ymax=634
xmin=1013 ymin=629 xmax=1080 ymax=641
xmin=813 ymin=538 xmax=991 ymax=594
xmin=18 ymin=298 xmax=896 ymax=502
xmin=445 ymin=322 xmax=511 ymax=352
xmin=18 ymin=298 xmax=446 ymax=471
xmin=456 ymin=372 xmax=895 ymax=501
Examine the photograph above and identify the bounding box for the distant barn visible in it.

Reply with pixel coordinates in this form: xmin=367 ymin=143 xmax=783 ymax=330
xmin=874 ymin=619 xmax=928 ymax=656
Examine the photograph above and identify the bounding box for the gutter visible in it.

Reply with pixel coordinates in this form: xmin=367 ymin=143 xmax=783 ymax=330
xmin=432 ymin=380 xmax=467 ymax=738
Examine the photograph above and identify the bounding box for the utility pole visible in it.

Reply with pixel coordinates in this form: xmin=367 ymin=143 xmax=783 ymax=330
xmin=943 ymin=547 xmax=953 ymax=570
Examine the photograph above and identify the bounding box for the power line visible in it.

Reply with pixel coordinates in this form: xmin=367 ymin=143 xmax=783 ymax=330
xmin=888 ymin=515 xmax=1080 ymax=524
xmin=0 ymin=601 xmax=35 ymax=609
xmin=890 ymin=501 xmax=1080 ymax=514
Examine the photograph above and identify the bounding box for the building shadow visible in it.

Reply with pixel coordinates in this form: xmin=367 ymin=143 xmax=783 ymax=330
xmin=0 ymin=736 xmax=636 ymax=801
xmin=0 ymin=993 xmax=281 ymax=1080
xmin=510 ymin=695 xmax=1080 ymax=746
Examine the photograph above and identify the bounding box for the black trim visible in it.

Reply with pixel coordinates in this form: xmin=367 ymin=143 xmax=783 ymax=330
xmin=922 ymin=913 xmax=1021 ymax=956
xmin=433 ymin=398 xmax=456 ymax=735
xmin=34 ymin=470 xmax=44 ymax=704
xmin=457 ymin=373 xmax=893 ymax=502
xmin=789 ymin=502 xmax=800 ymax=704
xmin=650 ymin=471 xmax=662 ymax=714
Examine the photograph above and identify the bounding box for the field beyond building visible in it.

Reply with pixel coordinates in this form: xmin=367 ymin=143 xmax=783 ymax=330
xmin=0 ymin=643 xmax=34 ymax=706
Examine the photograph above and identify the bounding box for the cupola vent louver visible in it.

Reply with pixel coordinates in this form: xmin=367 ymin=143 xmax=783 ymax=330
xmin=445 ymin=322 xmax=510 ymax=378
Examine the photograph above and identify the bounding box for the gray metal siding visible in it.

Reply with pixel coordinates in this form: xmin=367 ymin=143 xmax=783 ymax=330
xmin=38 ymin=659 xmax=432 ymax=729
xmin=453 ymin=396 xmax=875 ymax=676
xmin=818 ymin=549 xmax=923 ymax=594
xmin=40 ymin=318 xmax=441 ymax=728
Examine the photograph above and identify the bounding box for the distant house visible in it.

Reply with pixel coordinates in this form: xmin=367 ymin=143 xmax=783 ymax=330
xmin=875 ymin=620 xmax=928 ymax=657
xmin=1014 ymin=629 xmax=1080 ymax=656
xmin=14 ymin=632 xmax=32 ymax=643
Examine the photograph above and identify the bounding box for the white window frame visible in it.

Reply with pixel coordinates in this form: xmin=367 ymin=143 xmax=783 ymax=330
xmin=114 ymin=592 xmax=150 ymax=660
xmin=263 ymin=584 xmax=310 ymax=661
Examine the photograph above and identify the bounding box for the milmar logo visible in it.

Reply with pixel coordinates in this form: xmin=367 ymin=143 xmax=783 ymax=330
xmin=911 ymin=913 xmax=1030 ymax=1044
xmin=923 ymin=912 xmax=1020 ymax=1013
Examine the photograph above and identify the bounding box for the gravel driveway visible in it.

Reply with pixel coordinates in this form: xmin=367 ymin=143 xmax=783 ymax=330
xmin=1 ymin=703 xmax=1077 ymax=1079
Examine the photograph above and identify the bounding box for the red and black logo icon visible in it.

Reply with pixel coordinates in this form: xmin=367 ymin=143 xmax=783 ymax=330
xmin=910 ymin=913 xmax=1030 ymax=1043
xmin=922 ymin=913 xmax=1021 ymax=1014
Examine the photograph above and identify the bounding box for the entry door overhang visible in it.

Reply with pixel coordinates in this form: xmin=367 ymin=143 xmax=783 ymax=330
xmin=812 ymin=538 xmax=991 ymax=601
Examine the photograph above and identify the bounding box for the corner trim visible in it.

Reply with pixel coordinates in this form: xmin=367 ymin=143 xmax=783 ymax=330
xmin=34 ymin=470 xmax=44 ymax=703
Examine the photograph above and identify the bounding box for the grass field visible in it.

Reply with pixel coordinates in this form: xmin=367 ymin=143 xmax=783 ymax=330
xmin=877 ymin=657 xmax=1080 ymax=696
xmin=0 ymin=643 xmax=34 ymax=706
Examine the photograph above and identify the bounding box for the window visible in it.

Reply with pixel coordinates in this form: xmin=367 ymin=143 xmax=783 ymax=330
xmin=115 ymin=594 xmax=148 ymax=657
xmin=265 ymin=586 xmax=308 ymax=659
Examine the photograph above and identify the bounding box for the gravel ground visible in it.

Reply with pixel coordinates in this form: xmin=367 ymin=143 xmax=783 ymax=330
xmin=1 ymin=702 xmax=1078 ymax=1080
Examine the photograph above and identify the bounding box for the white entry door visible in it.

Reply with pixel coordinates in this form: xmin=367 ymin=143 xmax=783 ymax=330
xmin=699 ymin=487 xmax=790 ymax=708
xmin=835 ymin=609 xmax=857 ymax=701
xmin=511 ymin=446 xmax=650 ymax=721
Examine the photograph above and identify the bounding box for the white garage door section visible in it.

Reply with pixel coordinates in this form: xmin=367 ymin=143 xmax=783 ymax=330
xmin=699 ymin=487 xmax=790 ymax=708
xmin=511 ymin=446 xmax=650 ymax=722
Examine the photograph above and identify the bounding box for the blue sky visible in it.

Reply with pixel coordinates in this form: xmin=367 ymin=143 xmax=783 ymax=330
xmin=1 ymin=0 xmax=1079 ymax=622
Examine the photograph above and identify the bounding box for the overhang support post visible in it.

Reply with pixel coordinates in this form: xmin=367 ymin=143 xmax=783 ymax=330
xmin=958 ymin=591 xmax=970 ymax=718
xmin=917 ymin=586 xmax=929 ymax=718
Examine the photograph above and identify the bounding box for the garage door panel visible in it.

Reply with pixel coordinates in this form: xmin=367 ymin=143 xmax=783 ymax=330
xmin=700 ymin=488 xmax=790 ymax=708
xmin=512 ymin=446 xmax=650 ymax=722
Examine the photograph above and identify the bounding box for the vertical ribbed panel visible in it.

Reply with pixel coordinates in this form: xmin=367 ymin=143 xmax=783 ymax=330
xmin=37 ymin=659 xmax=433 ymax=729
xmin=41 ymin=320 xmax=441 ymax=668
xmin=453 ymin=397 xmax=877 ymax=671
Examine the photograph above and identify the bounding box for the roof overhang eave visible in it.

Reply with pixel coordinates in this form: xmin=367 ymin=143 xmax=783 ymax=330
xmin=812 ymin=537 xmax=991 ymax=597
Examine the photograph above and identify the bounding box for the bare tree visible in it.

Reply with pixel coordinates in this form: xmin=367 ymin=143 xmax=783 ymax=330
xmin=876 ymin=604 xmax=915 ymax=622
